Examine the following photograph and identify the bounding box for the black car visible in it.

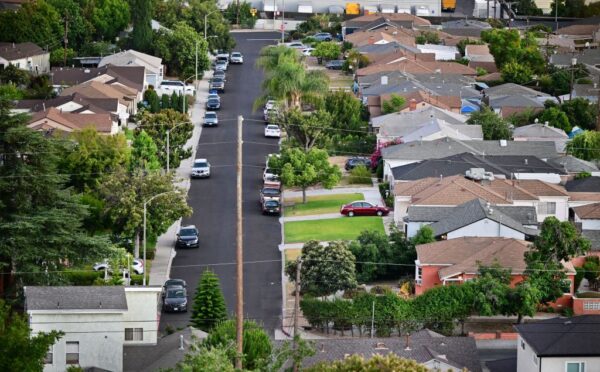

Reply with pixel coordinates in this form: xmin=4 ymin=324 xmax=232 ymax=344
xmin=162 ymin=285 xmax=188 ymax=312
xmin=163 ymin=279 xmax=187 ymax=292
xmin=345 ymin=157 xmax=371 ymax=171
xmin=262 ymin=199 xmax=281 ymax=215
xmin=176 ymin=225 xmax=199 ymax=248
xmin=206 ymin=98 xmax=221 ymax=110
xmin=326 ymin=60 xmax=344 ymax=70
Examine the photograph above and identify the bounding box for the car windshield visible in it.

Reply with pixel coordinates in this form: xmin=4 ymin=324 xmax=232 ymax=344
xmin=262 ymin=188 xmax=280 ymax=196
xmin=165 ymin=280 xmax=184 ymax=287
xmin=167 ymin=289 xmax=185 ymax=298
xmin=232 ymin=53 xmax=241 ymax=57
xmin=180 ymin=228 xmax=197 ymax=236
xmin=208 ymin=99 xmax=219 ymax=104
xmin=267 ymin=125 xmax=279 ymax=130
xmin=211 ymin=77 xmax=223 ymax=82
xmin=194 ymin=162 xmax=208 ymax=168
xmin=265 ymin=200 xmax=279 ymax=207
xmin=205 ymin=113 xmax=217 ymax=118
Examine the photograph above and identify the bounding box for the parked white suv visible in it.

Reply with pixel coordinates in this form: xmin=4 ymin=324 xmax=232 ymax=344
xmin=157 ymin=80 xmax=196 ymax=96
xmin=230 ymin=52 xmax=244 ymax=64
xmin=191 ymin=158 xmax=211 ymax=178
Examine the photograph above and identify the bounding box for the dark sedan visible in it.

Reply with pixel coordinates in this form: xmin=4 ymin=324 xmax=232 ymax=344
xmin=262 ymin=200 xmax=281 ymax=215
xmin=176 ymin=225 xmax=199 ymax=248
xmin=206 ymin=98 xmax=221 ymax=110
xmin=340 ymin=201 xmax=390 ymax=217
xmin=326 ymin=60 xmax=344 ymax=70
xmin=162 ymin=285 xmax=188 ymax=312
xmin=345 ymin=157 xmax=371 ymax=171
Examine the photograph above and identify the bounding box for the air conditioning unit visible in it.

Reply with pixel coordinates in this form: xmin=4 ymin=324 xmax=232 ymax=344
xmin=465 ymin=168 xmax=494 ymax=181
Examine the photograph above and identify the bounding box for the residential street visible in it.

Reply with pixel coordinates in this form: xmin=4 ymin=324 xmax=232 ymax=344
xmin=160 ymin=32 xmax=283 ymax=334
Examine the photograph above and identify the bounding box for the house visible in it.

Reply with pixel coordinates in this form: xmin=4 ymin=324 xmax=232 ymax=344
xmin=548 ymin=155 xmax=599 ymax=178
xmin=342 ymin=13 xmax=432 ymax=37
xmin=372 ymin=105 xmax=468 ymax=133
xmin=566 ymin=176 xmax=600 ymax=209
xmin=572 ymin=203 xmax=600 ymax=253
xmin=344 ymin=29 xmax=416 ymax=48
xmin=60 ymin=80 xmax=138 ymax=116
xmin=388 ymin=152 xmax=566 ymax=186
xmin=297 ymin=329 xmax=482 ymax=372
xmin=408 ymin=198 xmax=538 ymax=240
xmin=393 ymin=175 xmax=569 ymax=225
xmin=28 ymin=107 xmax=117 ymax=135
xmin=405 ymin=200 xmax=538 ymax=238
xmin=99 ymin=49 xmax=164 ymax=88
xmin=464 ymin=44 xmax=498 ymax=73
xmin=512 ymin=123 xmax=569 ymax=153
xmin=415 ymin=237 xmax=576 ymax=298
xmin=25 ymin=286 xmax=162 ymax=372
xmin=14 ymin=93 xmax=120 ymax=118
xmin=381 ymin=137 xmax=559 ymax=173
xmin=481 ymin=83 xmax=555 ymax=118
xmin=50 ymin=65 xmax=145 ymax=97
xmin=416 ymin=44 xmax=459 ymax=61
xmin=557 ymin=16 xmax=600 ymax=39
xmin=515 ymin=315 xmax=600 ymax=372
xmin=0 ymin=42 xmax=50 ymax=74
xmin=441 ymin=19 xmax=492 ymax=37
xmin=124 ymin=327 xmax=208 ymax=372
xmin=357 ymin=58 xmax=478 ymax=77
xmin=551 ymin=48 xmax=600 ymax=70
xmin=572 ymin=83 xmax=599 ymax=103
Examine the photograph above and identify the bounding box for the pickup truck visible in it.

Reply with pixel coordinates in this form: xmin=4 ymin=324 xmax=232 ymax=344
xmin=157 ymin=80 xmax=196 ymax=96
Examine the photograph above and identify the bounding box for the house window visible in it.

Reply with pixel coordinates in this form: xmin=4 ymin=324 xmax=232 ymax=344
xmin=566 ymin=362 xmax=585 ymax=372
xmin=415 ymin=266 xmax=422 ymax=284
xmin=538 ymin=202 xmax=556 ymax=215
xmin=583 ymin=301 xmax=600 ymax=311
xmin=125 ymin=328 xmax=144 ymax=341
xmin=44 ymin=346 xmax=53 ymax=364
xmin=66 ymin=341 xmax=79 ymax=364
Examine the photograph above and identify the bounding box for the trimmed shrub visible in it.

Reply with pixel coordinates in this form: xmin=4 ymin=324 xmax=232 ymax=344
xmin=348 ymin=165 xmax=371 ymax=184
xmin=63 ymin=270 xmax=103 ymax=285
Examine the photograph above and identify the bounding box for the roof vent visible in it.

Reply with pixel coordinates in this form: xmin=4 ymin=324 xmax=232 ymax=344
xmin=499 ymin=139 xmax=507 ymax=147
xmin=381 ymin=75 xmax=388 ymax=85
xmin=57 ymin=301 xmax=60 ymax=309
xmin=544 ymin=121 xmax=549 ymax=127
xmin=99 ymin=301 xmax=102 ymax=309
xmin=524 ymin=158 xmax=528 ymax=165
xmin=375 ymin=342 xmax=388 ymax=349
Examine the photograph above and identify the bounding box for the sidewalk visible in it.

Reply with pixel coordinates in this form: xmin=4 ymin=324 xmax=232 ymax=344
xmin=149 ymin=73 xmax=212 ymax=286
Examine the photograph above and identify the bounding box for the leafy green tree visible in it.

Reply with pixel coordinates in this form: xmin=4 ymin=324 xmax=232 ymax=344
xmin=0 ymin=0 xmax=62 ymax=48
xmin=153 ymin=22 xmax=209 ymax=80
xmin=281 ymin=109 xmax=333 ymax=151
xmin=413 ymin=284 xmax=473 ymax=335
xmin=59 ymin=128 xmax=130 ymax=192
xmin=389 ymin=226 xmax=417 ymax=277
xmin=560 ymin=98 xmax=597 ymax=131
xmin=191 ymin=269 xmax=227 ymax=331
xmin=170 ymin=91 xmax=181 ymax=112
xmin=184 ymin=0 xmax=235 ymax=52
xmin=99 ymin=168 xmax=192 ymax=257
xmin=381 ymin=94 xmax=406 ymax=114
xmin=143 ymin=88 xmax=160 ymax=113
xmin=47 ymin=0 xmax=93 ymax=49
xmin=0 ymin=65 xmax=30 ymax=86
xmin=174 ymin=344 xmax=236 ymax=372
xmin=415 ymin=31 xmax=440 ymax=45
xmin=203 ymin=320 xmax=271 ymax=371
xmin=304 ymin=352 xmax=429 ymax=371
xmin=501 ymin=61 xmax=533 ymax=85
xmin=161 ymin=93 xmax=171 ymax=110
xmin=0 ymin=300 xmax=63 ymax=371
xmin=410 ymin=225 xmax=435 ymax=246
xmin=349 ymin=231 xmax=387 ymax=283
xmin=50 ymin=48 xmax=77 ymax=67
xmin=91 ymin=0 xmax=131 ymax=41
xmin=0 ymin=99 xmax=112 ymax=289
xmin=270 ymin=147 xmax=341 ymax=203
xmin=525 ymin=217 xmax=590 ymax=305
xmin=514 ymin=0 xmax=543 ymax=15
xmin=325 ymin=91 xmax=367 ymax=132
xmin=223 ymin=1 xmax=257 ymax=28
xmin=481 ymin=28 xmax=545 ymax=74
xmin=0 ymin=84 xmax=24 ymax=100
xmin=137 ymin=109 xmax=194 ymax=169
xmin=567 ymin=131 xmax=600 ymax=160
xmin=505 ymin=281 xmax=542 ymax=323
xmin=313 ymin=41 xmax=341 ymax=62
xmin=343 ymin=49 xmax=370 ymax=72
xmin=538 ymin=107 xmax=571 ymax=133
xmin=286 ymin=240 xmax=357 ymax=296
xmin=130 ymin=0 xmax=153 ymax=52
xmin=467 ymin=107 xmax=511 ymax=140
xmin=131 ymin=130 xmax=161 ymax=171
xmin=456 ymin=38 xmax=485 ymax=56
xmin=471 ymin=263 xmax=511 ymax=316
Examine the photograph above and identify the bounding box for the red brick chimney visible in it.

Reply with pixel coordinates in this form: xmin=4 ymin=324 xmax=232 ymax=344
xmin=368 ymin=36 xmax=375 ymax=44
xmin=409 ymin=99 xmax=417 ymax=111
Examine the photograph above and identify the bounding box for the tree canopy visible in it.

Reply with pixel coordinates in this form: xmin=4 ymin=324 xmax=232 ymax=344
xmin=153 ymin=22 xmax=209 ymax=80
xmin=567 ymin=131 xmax=600 ymax=161
xmin=467 ymin=106 xmax=511 ymax=140
xmin=381 ymin=94 xmax=406 ymax=114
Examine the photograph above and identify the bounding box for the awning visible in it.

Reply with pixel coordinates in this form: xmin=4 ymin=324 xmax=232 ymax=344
xmin=298 ymin=2 xmax=312 ymax=13
xmin=363 ymin=5 xmax=378 ymax=14
xmin=263 ymin=1 xmax=277 ymax=12
xmin=380 ymin=4 xmax=395 ymax=13
xmin=329 ymin=5 xmax=344 ymax=14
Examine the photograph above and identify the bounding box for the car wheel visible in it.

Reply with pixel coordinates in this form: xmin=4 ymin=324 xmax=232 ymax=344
xmin=348 ymin=211 xmax=354 ymax=217
xmin=377 ymin=210 xmax=383 ymax=216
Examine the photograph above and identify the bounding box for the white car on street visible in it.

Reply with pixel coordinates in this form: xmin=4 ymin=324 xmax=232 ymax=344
xmin=264 ymin=124 xmax=281 ymax=138
xmin=93 ymin=259 xmax=144 ymax=275
xmin=230 ymin=52 xmax=244 ymax=64
xmin=302 ymin=48 xmax=315 ymax=56
xmin=191 ymin=158 xmax=211 ymax=178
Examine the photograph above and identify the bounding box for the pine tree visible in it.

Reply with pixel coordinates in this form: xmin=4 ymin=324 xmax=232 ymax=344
xmin=130 ymin=0 xmax=153 ymax=52
xmin=161 ymin=94 xmax=170 ymax=110
xmin=170 ymin=92 xmax=180 ymax=112
xmin=191 ymin=269 xmax=227 ymax=331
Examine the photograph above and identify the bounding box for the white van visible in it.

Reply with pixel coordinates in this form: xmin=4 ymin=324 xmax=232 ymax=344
xmin=157 ymin=80 xmax=196 ymax=96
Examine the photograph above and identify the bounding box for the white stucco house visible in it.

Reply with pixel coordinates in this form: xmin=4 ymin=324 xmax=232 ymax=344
xmin=0 ymin=42 xmax=50 ymax=74
xmin=99 ymin=49 xmax=164 ymax=88
xmin=25 ymin=286 xmax=162 ymax=372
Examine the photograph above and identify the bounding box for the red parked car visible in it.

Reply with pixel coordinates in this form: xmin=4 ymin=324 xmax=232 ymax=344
xmin=340 ymin=201 xmax=390 ymax=217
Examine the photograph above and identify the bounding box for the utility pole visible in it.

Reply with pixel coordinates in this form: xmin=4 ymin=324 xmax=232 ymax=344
xmin=281 ymin=0 xmax=285 ymax=44
xmin=235 ymin=114 xmax=244 ymax=370
xmin=555 ymin=0 xmax=559 ymax=32
xmin=370 ymin=301 xmax=375 ymax=338
xmin=236 ymin=0 xmax=240 ymax=26
xmin=292 ymin=258 xmax=302 ymax=372
xmin=195 ymin=40 xmax=198 ymax=84
xmin=63 ymin=14 xmax=69 ymax=67
xmin=570 ymin=56 xmax=577 ymax=101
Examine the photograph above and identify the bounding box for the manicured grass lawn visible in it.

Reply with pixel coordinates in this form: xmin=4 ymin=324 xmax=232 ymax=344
xmin=284 ymin=217 xmax=384 ymax=243
xmin=284 ymin=193 xmax=364 ymax=217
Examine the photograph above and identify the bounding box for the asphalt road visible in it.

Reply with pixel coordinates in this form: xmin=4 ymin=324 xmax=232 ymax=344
xmin=160 ymin=32 xmax=283 ymax=334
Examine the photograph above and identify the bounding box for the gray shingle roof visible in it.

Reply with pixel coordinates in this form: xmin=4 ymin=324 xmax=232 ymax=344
xmin=489 ymin=94 xmax=546 ymax=108
xmin=0 ymin=42 xmax=46 ymax=60
xmin=382 ymin=137 xmax=558 ymax=161
xmin=25 ymin=286 xmax=127 ymax=311
xmin=513 ymin=124 xmax=568 ymax=139
xmin=372 ymin=106 xmax=467 ymax=129
xmin=566 ymin=177 xmax=600 ymax=192
xmin=484 ymin=83 xmax=551 ymax=98
xmin=406 ymin=203 xmax=537 ymax=226
xmin=548 ymin=156 xmax=599 ymax=174
xmin=294 ymin=329 xmax=482 ymax=372
xmin=582 ymin=230 xmax=600 ymax=251
xmin=428 ymin=199 xmax=537 ymax=236
xmin=515 ymin=315 xmax=600 ymax=357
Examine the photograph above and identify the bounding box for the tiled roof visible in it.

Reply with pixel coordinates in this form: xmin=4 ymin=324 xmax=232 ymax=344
xmin=60 ymin=80 xmax=136 ymax=106
xmin=417 ymin=237 xmax=531 ymax=278
xmin=572 ymin=203 xmax=600 ymax=219
xmin=344 ymin=14 xmax=431 ymax=28
xmin=515 ymin=315 xmax=600 ymax=357
xmin=28 ymin=107 xmax=113 ymax=133
xmin=0 ymin=42 xmax=46 ymax=60
xmin=465 ymin=44 xmax=491 ymax=56
xmin=25 ymin=286 xmax=127 ymax=311
xmin=357 ymin=59 xmax=477 ymax=76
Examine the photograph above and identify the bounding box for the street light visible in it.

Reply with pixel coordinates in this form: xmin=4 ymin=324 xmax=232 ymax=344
xmin=204 ymin=9 xmax=220 ymax=40
xmin=570 ymin=57 xmax=577 ymax=101
xmin=166 ymin=121 xmax=191 ymax=173
xmin=143 ymin=191 xmax=179 ymax=285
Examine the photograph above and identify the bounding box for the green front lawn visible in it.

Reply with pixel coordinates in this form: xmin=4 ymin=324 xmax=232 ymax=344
xmin=284 ymin=217 xmax=384 ymax=243
xmin=284 ymin=193 xmax=364 ymax=217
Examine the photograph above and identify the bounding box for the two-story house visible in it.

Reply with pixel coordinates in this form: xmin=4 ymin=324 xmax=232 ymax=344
xmin=0 ymin=42 xmax=50 ymax=74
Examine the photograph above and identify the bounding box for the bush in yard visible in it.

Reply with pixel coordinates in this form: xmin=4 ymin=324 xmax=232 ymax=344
xmin=62 ymin=270 xmax=103 ymax=285
xmin=191 ymin=269 xmax=227 ymax=331
xmin=348 ymin=165 xmax=371 ymax=184
xmin=313 ymin=41 xmax=341 ymax=62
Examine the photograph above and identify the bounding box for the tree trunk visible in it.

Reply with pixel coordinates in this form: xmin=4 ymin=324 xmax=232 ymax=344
xmin=302 ymin=188 xmax=307 ymax=204
xmin=517 ymin=313 xmax=524 ymax=324
xmin=134 ymin=230 xmax=140 ymax=258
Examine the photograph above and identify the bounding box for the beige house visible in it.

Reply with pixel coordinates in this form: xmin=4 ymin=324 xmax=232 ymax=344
xmin=60 ymin=80 xmax=138 ymax=117
xmin=0 ymin=42 xmax=50 ymax=74
xmin=28 ymin=107 xmax=117 ymax=135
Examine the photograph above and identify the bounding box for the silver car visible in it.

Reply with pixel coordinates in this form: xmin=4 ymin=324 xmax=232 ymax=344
xmin=203 ymin=111 xmax=218 ymax=127
xmin=191 ymin=158 xmax=210 ymax=178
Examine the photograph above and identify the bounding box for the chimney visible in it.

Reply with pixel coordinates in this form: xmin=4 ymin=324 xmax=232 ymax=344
xmin=524 ymin=158 xmax=528 ymax=165
xmin=369 ymin=36 xmax=375 ymax=44
xmin=409 ymin=98 xmax=417 ymax=111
